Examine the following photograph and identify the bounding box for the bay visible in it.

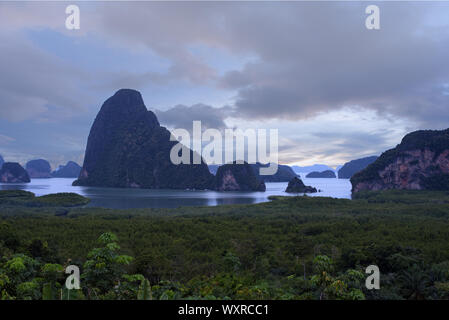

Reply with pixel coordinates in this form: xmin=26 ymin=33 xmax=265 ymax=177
xmin=0 ymin=176 xmax=351 ymax=209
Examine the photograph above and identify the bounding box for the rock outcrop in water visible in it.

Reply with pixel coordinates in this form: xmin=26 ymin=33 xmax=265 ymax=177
xmin=351 ymin=129 xmax=449 ymax=193
xmin=52 ymin=161 xmax=82 ymax=178
xmin=210 ymin=163 xmax=297 ymax=182
xmin=215 ymin=162 xmax=266 ymax=191
xmin=26 ymin=159 xmax=52 ymax=178
xmin=251 ymin=163 xmax=298 ymax=182
xmin=0 ymin=155 xmax=4 ymax=169
xmin=306 ymin=170 xmax=336 ymax=178
xmin=73 ymin=89 xmax=214 ymax=190
xmin=285 ymin=177 xmax=317 ymax=193
xmin=338 ymin=156 xmax=378 ymax=179
xmin=0 ymin=162 xmax=31 ymax=183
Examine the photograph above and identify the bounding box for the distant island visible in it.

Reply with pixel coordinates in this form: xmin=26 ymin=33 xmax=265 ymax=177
xmin=52 ymin=161 xmax=82 ymax=178
xmin=251 ymin=163 xmax=297 ymax=182
xmin=26 ymin=159 xmax=52 ymax=178
xmin=306 ymin=170 xmax=336 ymax=178
xmin=291 ymin=164 xmax=335 ymax=174
xmin=338 ymin=156 xmax=378 ymax=179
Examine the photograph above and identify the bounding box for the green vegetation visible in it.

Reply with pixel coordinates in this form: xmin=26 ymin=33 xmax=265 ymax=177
xmin=1 ymin=190 xmax=449 ymax=299
xmin=352 ymin=189 xmax=449 ymax=204
xmin=0 ymin=190 xmax=89 ymax=207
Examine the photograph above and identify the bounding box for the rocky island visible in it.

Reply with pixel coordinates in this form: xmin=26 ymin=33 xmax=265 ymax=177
xmin=215 ymin=162 xmax=266 ymax=191
xmin=306 ymin=170 xmax=336 ymax=178
xmin=73 ymin=89 xmax=214 ymax=190
xmin=0 ymin=162 xmax=31 ymax=183
xmin=351 ymin=129 xmax=449 ymax=193
xmin=52 ymin=161 xmax=82 ymax=178
xmin=285 ymin=177 xmax=317 ymax=193
xmin=251 ymin=163 xmax=298 ymax=182
xmin=210 ymin=163 xmax=298 ymax=183
xmin=26 ymin=159 xmax=52 ymax=178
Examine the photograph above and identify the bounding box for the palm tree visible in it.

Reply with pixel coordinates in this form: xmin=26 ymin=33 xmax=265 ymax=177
xmin=398 ymin=265 xmax=429 ymax=300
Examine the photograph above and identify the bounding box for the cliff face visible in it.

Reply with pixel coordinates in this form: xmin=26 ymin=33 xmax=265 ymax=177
xmin=73 ymin=89 xmax=214 ymax=190
xmin=26 ymin=159 xmax=52 ymax=178
xmin=351 ymin=129 xmax=449 ymax=193
xmin=338 ymin=156 xmax=378 ymax=179
xmin=215 ymin=162 xmax=266 ymax=191
xmin=0 ymin=162 xmax=31 ymax=183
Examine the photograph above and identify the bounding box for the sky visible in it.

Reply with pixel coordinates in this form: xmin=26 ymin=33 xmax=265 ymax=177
xmin=0 ymin=1 xmax=449 ymax=169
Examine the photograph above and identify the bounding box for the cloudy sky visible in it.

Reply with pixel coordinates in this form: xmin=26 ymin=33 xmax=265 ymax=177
xmin=0 ymin=1 xmax=449 ymax=169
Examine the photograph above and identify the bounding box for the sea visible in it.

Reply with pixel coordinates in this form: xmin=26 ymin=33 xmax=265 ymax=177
xmin=0 ymin=176 xmax=352 ymax=209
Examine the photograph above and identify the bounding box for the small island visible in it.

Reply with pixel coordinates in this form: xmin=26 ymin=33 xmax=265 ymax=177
xmin=52 ymin=161 xmax=82 ymax=178
xmin=305 ymin=170 xmax=336 ymax=178
xmin=285 ymin=177 xmax=317 ymax=193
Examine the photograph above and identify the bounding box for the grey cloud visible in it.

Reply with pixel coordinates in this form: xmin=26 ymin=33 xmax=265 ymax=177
xmin=0 ymin=35 xmax=90 ymax=122
xmin=155 ymin=104 xmax=232 ymax=130
xmin=311 ymin=130 xmax=396 ymax=157
xmin=87 ymin=3 xmax=449 ymax=127
xmin=2 ymin=2 xmax=449 ymax=166
xmin=220 ymin=4 xmax=449 ymax=127
xmin=101 ymin=57 xmax=217 ymax=91
xmin=277 ymin=128 xmax=399 ymax=166
xmin=90 ymin=3 xmax=221 ymax=87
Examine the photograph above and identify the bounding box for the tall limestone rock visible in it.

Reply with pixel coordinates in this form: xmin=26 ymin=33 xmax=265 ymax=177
xmin=0 ymin=155 xmax=4 ymax=169
xmin=73 ymin=89 xmax=214 ymax=189
xmin=351 ymin=129 xmax=449 ymax=193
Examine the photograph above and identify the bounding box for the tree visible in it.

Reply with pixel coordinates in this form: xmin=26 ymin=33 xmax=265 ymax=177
xmin=41 ymin=263 xmax=63 ymax=300
xmin=82 ymin=233 xmax=135 ymax=298
xmin=398 ymin=264 xmax=429 ymax=300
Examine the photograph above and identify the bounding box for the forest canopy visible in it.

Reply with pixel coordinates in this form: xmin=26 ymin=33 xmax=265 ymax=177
xmin=1 ymin=190 xmax=449 ymax=300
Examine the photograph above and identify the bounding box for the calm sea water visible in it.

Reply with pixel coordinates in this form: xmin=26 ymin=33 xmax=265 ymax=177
xmin=0 ymin=176 xmax=351 ymax=209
